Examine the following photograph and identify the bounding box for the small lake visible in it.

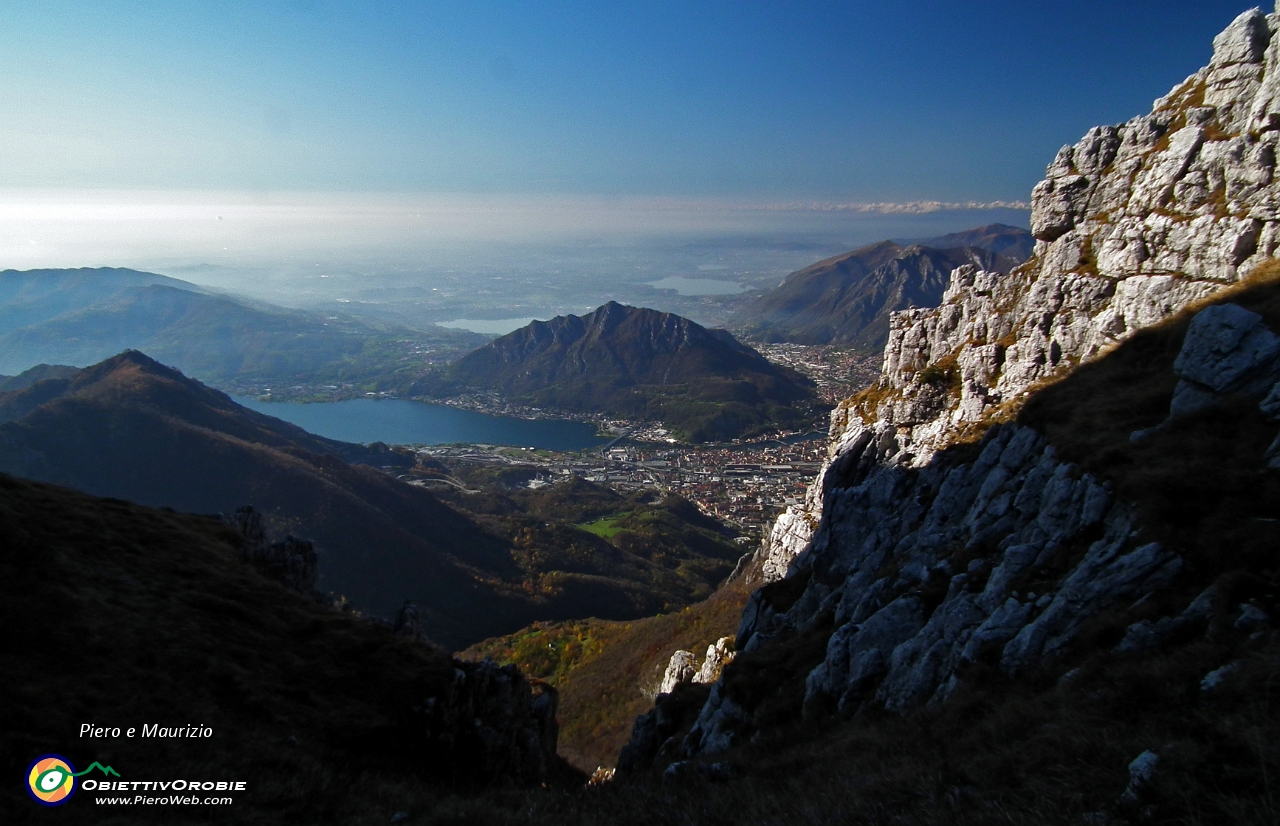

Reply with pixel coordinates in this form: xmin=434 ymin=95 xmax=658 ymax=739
xmin=647 ymin=276 xmax=747 ymax=295
xmin=233 ymin=396 xmax=608 ymax=451
xmin=436 ymin=317 xmax=540 ymax=335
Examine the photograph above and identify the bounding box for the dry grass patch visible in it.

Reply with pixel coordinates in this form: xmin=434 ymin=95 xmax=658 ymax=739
xmin=463 ymin=579 xmax=752 ymax=771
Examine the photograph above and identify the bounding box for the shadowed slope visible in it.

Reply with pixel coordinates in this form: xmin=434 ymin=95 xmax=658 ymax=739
xmin=0 ymin=472 xmax=574 ymax=823
xmin=0 ymin=351 xmax=529 ymax=647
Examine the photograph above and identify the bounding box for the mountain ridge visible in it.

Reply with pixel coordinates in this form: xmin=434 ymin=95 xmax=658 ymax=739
xmin=729 ymin=240 xmax=1021 ymax=351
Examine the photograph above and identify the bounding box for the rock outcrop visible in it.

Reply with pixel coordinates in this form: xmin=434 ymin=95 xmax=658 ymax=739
xmin=222 ymin=505 xmax=319 ymax=595
xmin=682 ymin=422 xmax=1183 ymax=754
xmin=422 ymin=659 xmax=561 ymax=785
xmin=619 ymin=638 xmax=738 ymax=772
xmin=695 ymin=637 xmax=736 ymax=684
xmin=658 ymin=649 xmax=699 ymax=695
xmin=1136 ymin=300 xmax=1280 ymax=439
xmin=656 ymin=637 xmax=737 ymax=695
xmin=662 ymin=289 xmax=1280 ymax=760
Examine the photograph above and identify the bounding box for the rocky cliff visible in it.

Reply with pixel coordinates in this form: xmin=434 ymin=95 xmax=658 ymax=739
xmin=756 ymin=5 xmax=1280 ymax=589
xmin=623 ymin=7 xmax=1280 ymax=768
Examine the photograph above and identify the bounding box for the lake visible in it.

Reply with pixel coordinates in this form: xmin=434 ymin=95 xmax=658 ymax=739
xmin=233 ymin=396 xmax=608 ymax=450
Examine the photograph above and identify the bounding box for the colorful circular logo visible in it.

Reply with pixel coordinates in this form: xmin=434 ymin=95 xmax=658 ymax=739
xmin=27 ymin=755 xmax=76 ymax=806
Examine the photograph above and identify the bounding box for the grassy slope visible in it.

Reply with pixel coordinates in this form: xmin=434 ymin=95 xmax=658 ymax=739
xmin=463 ymin=579 xmax=752 ymax=772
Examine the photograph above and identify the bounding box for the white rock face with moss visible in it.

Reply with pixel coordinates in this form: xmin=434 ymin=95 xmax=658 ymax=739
xmin=753 ymin=6 xmax=1280 ymax=585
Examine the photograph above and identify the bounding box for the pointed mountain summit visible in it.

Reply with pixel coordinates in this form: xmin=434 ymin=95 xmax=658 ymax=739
xmin=411 ymin=302 xmax=821 ymax=441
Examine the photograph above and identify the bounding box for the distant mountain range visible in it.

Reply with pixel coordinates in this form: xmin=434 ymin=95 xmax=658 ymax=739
xmin=0 ymin=267 xmax=487 ymax=385
xmin=908 ymin=222 xmax=1035 ymax=261
xmin=408 ymin=301 xmax=822 ymax=441
xmin=0 ymin=363 xmax=78 ymax=393
xmin=0 ymin=352 xmax=745 ymax=647
xmin=729 ymin=224 xmax=1033 ymax=352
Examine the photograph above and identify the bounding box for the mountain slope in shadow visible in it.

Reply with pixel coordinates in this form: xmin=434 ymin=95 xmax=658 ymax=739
xmin=0 ymin=471 xmax=574 ymax=822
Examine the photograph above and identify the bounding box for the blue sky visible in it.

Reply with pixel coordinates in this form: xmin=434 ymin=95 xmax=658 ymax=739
xmin=0 ymin=1 xmax=1262 ymax=201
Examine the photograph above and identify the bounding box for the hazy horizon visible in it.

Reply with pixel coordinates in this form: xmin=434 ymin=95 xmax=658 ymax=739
xmin=0 ymin=188 xmax=1030 ymax=329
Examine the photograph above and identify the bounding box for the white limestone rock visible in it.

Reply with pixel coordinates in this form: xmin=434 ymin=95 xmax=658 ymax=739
xmin=1260 ymin=380 xmax=1280 ymax=418
xmin=1200 ymin=662 xmax=1241 ymax=692
xmin=805 ymin=594 xmax=926 ymax=711
xmin=680 ymin=682 xmax=749 ymax=757
xmin=1116 ymin=587 xmax=1215 ymax=653
xmin=752 ymin=8 xmax=1280 ymax=597
xmin=757 ymin=506 xmax=817 ymax=584
xmin=695 ymin=638 xmax=736 ymax=685
xmin=658 ymin=650 xmax=697 ymax=695
xmin=1210 ymin=8 xmax=1271 ymax=68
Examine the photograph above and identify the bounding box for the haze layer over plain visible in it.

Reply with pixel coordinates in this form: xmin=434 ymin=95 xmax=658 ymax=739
xmin=0 ymin=190 xmax=1030 ymax=327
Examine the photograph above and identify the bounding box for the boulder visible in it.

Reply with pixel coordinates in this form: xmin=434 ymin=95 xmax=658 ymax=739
xmin=1210 ymin=8 xmax=1271 ymax=67
xmin=393 ymin=601 xmax=429 ymax=644
xmin=1172 ymin=303 xmax=1280 ymax=393
xmin=1120 ymin=750 xmax=1160 ymax=804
